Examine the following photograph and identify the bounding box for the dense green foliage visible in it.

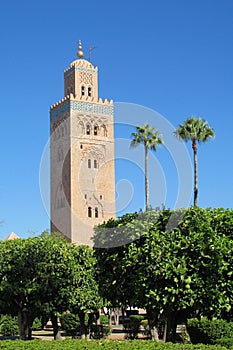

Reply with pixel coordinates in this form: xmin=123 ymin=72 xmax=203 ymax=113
xmin=187 ymin=318 xmax=233 ymax=345
xmin=94 ymin=207 xmax=233 ymax=342
xmin=215 ymin=338 xmax=233 ymax=348
xmin=0 ymin=339 xmax=229 ymax=349
xmin=123 ymin=315 xmax=145 ymax=339
xmin=0 ymin=237 xmax=101 ymax=340
xmin=0 ymin=207 xmax=232 ymax=345
xmin=0 ymin=315 xmax=18 ymax=336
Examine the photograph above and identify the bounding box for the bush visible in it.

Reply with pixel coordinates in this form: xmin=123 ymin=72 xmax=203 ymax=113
xmin=141 ymin=319 xmax=150 ymax=337
xmin=32 ymin=317 xmax=42 ymax=330
xmin=60 ymin=313 xmax=80 ymax=336
xmin=215 ymin=337 xmax=233 ymax=348
xmin=0 ymin=314 xmax=19 ymax=336
xmin=100 ymin=314 xmax=109 ymax=324
xmin=187 ymin=317 xmax=233 ymax=345
xmin=90 ymin=324 xmax=112 ymax=339
xmin=123 ymin=315 xmax=145 ymax=339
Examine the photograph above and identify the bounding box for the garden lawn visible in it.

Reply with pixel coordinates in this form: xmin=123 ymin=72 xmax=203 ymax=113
xmin=0 ymin=340 xmax=230 ymax=350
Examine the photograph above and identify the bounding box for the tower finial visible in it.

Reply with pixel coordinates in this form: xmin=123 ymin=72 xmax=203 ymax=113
xmin=77 ymin=40 xmax=84 ymax=59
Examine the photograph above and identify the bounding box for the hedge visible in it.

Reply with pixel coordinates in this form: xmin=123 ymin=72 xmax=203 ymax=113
xmin=0 ymin=340 xmax=229 ymax=350
xmin=187 ymin=318 xmax=233 ymax=345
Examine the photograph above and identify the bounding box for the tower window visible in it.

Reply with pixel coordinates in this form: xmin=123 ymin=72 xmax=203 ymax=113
xmin=94 ymin=125 xmax=98 ymax=136
xmin=94 ymin=159 xmax=98 ymax=168
xmin=88 ymin=159 xmax=91 ymax=168
xmin=81 ymin=85 xmax=85 ymax=96
xmin=86 ymin=124 xmax=90 ymax=135
xmin=88 ymin=206 xmax=92 ymax=217
xmin=84 ymin=194 xmax=87 ymax=199
xmin=88 ymin=87 xmax=92 ymax=97
xmin=100 ymin=195 xmax=103 ymax=200
xmin=95 ymin=207 xmax=98 ymax=218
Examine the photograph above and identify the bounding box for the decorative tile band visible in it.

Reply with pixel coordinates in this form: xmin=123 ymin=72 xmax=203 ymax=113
xmin=50 ymin=101 xmax=114 ymax=121
xmin=64 ymin=66 xmax=97 ymax=77
xmin=50 ymin=102 xmax=70 ymax=120
xmin=76 ymin=67 xmax=97 ymax=74
xmin=64 ymin=66 xmax=75 ymax=77
xmin=71 ymin=101 xmax=113 ymax=116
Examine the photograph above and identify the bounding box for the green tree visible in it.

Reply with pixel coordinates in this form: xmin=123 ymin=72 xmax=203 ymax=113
xmin=0 ymin=237 xmax=102 ymax=340
xmin=175 ymin=117 xmax=215 ymax=206
xmin=94 ymin=207 xmax=233 ymax=342
xmin=131 ymin=123 xmax=163 ymax=210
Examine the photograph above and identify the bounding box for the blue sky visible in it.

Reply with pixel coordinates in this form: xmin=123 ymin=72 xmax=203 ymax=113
xmin=0 ymin=0 xmax=232 ymax=239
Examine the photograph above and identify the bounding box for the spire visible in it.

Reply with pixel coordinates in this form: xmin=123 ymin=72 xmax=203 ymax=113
xmin=77 ymin=40 xmax=84 ymax=59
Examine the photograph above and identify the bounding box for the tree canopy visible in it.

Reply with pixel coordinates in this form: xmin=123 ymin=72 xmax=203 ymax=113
xmin=94 ymin=207 xmax=233 ymax=341
xmin=0 ymin=237 xmax=101 ymax=340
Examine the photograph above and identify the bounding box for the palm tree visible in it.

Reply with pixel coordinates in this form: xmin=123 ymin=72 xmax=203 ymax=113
xmin=130 ymin=123 xmax=163 ymax=211
xmin=175 ymin=116 xmax=215 ymax=206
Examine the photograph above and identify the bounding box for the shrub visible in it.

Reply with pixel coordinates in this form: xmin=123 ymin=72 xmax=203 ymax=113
xmin=60 ymin=313 xmax=80 ymax=336
xmin=123 ymin=315 xmax=144 ymax=339
xmin=90 ymin=324 xmax=112 ymax=339
xmin=187 ymin=317 xmax=233 ymax=344
xmin=141 ymin=319 xmax=150 ymax=337
xmin=0 ymin=314 xmax=19 ymax=336
xmin=32 ymin=317 xmax=42 ymax=330
xmin=100 ymin=314 xmax=109 ymax=325
xmin=215 ymin=337 xmax=233 ymax=348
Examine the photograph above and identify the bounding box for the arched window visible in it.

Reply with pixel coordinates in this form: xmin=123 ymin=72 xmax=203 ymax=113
xmin=86 ymin=124 xmax=90 ymax=135
xmin=81 ymin=85 xmax=85 ymax=96
xmin=88 ymin=206 xmax=92 ymax=217
xmin=88 ymin=87 xmax=92 ymax=97
xmin=95 ymin=207 xmax=98 ymax=218
xmin=94 ymin=125 xmax=98 ymax=136
xmin=88 ymin=159 xmax=91 ymax=168
xmin=94 ymin=159 xmax=97 ymax=169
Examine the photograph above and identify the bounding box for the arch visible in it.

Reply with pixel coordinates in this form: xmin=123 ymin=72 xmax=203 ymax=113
xmin=100 ymin=124 xmax=107 ymax=137
xmin=94 ymin=124 xmax=98 ymax=136
xmin=86 ymin=124 xmax=91 ymax=135
xmin=77 ymin=121 xmax=85 ymax=134
xmin=81 ymin=85 xmax=85 ymax=96
xmin=95 ymin=207 xmax=98 ymax=218
xmin=88 ymin=159 xmax=91 ymax=168
xmin=88 ymin=86 xmax=92 ymax=97
xmin=88 ymin=206 xmax=92 ymax=217
xmin=94 ymin=159 xmax=98 ymax=169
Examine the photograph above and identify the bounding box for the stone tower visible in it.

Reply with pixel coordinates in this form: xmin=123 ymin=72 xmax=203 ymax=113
xmin=50 ymin=41 xmax=115 ymax=246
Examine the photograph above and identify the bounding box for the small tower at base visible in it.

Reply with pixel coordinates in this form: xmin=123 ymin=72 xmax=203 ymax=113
xmin=50 ymin=42 xmax=115 ymax=246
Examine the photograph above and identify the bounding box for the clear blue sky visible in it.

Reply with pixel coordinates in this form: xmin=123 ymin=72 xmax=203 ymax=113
xmin=0 ymin=0 xmax=232 ymax=239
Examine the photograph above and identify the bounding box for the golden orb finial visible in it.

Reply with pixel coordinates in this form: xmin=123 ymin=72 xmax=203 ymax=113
xmin=77 ymin=40 xmax=84 ymax=58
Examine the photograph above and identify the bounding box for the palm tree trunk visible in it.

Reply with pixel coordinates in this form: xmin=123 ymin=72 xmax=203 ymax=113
xmin=192 ymin=141 xmax=198 ymax=206
xmin=145 ymin=146 xmax=149 ymax=211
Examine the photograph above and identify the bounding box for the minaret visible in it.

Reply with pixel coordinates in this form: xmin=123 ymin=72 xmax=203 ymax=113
xmin=50 ymin=41 xmax=115 ymax=246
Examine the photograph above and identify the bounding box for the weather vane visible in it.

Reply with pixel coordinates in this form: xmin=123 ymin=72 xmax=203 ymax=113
xmin=88 ymin=46 xmax=97 ymax=62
